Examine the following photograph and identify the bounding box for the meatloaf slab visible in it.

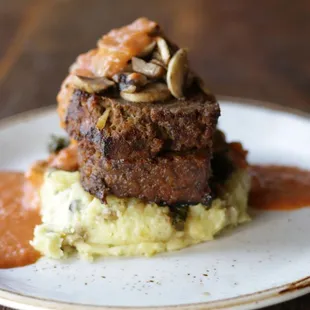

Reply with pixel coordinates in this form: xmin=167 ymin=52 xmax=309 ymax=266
xmin=66 ymin=87 xmax=219 ymax=160
xmin=78 ymin=140 xmax=212 ymax=206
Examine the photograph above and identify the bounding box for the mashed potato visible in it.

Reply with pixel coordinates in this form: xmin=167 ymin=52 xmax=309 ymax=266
xmin=32 ymin=170 xmax=250 ymax=259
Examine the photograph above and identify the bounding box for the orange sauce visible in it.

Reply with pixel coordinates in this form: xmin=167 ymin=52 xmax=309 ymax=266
xmin=77 ymin=17 xmax=158 ymax=78
xmin=249 ymin=165 xmax=310 ymax=210
xmin=0 ymin=172 xmax=41 ymax=269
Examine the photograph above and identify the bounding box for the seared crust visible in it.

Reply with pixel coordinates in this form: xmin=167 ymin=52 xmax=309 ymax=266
xmin=78 ymin=140 xmax=212 ymax=205
xmin=66 ymin=87 xmax=220 ymax=160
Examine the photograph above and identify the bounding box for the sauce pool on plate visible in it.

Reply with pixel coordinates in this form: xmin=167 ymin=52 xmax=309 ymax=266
xmin=249 ymin=165 xmax=310 ymax=210
xmin=0 ymin=172 xmax=41 ymax=269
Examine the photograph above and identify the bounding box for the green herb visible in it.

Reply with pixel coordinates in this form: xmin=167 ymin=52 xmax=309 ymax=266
xmin=169 ymin=204 xmax=189 ymax=231
xmin=48 ymin=134 xmax=70 ymax=154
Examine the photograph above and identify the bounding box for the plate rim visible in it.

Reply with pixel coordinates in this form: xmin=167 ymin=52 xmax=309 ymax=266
xmin=0 ymin=275 xmax=309 ymax=310
xmin=0 ymin=96 xmax=310 ymax=310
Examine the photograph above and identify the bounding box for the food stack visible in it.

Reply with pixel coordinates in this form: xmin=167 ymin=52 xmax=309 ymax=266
xmin=31 ymin=18 xmax=250 ymax=259
xmin=59 ymin=18 xmax=220 ymax=207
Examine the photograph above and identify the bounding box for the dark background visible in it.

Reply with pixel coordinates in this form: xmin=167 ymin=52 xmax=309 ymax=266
xmin=0 ymin=1 xmax=310 ymax=309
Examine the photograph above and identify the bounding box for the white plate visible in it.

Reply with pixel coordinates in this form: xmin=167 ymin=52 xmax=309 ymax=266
xmin=0 ymin=98 xmax=310 ymax=310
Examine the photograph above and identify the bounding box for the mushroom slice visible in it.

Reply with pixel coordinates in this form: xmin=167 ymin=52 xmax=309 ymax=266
xmin=121 ymin=72 xmax=148 ymax=93
xmin=96 ymin=108 xmax=111 ymax=130
xmin=132 ymin=57 xmax=165 ymax=79
xmin=137 ymin=41 xmax=156 ymax=57
xmin=120 ymin=84 xmax=137 ymax=93
xmin=120 ymin=83 xmax=171 ymax=103
xmin=127 ymin=72 xmax=148 ymax=84
xmin=113 ymin=72 xmax=148 ymax=93
xmin=73 ymin=75 xmax=114 ymax=93
xmin=150 ymin=58 xmax=166 ymax=68
xmin=166 ymin=48 xmax=188 ymax=99
xmin=156 ymin=37 xmax=170 ymax=65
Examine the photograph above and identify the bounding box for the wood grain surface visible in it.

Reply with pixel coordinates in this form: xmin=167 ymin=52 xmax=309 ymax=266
xmin=0 ymin=0 xmax=310 ymax=309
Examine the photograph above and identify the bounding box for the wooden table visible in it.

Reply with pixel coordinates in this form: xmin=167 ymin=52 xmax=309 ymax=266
xmin=0 ymin=1 xmax=309 ymax=309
